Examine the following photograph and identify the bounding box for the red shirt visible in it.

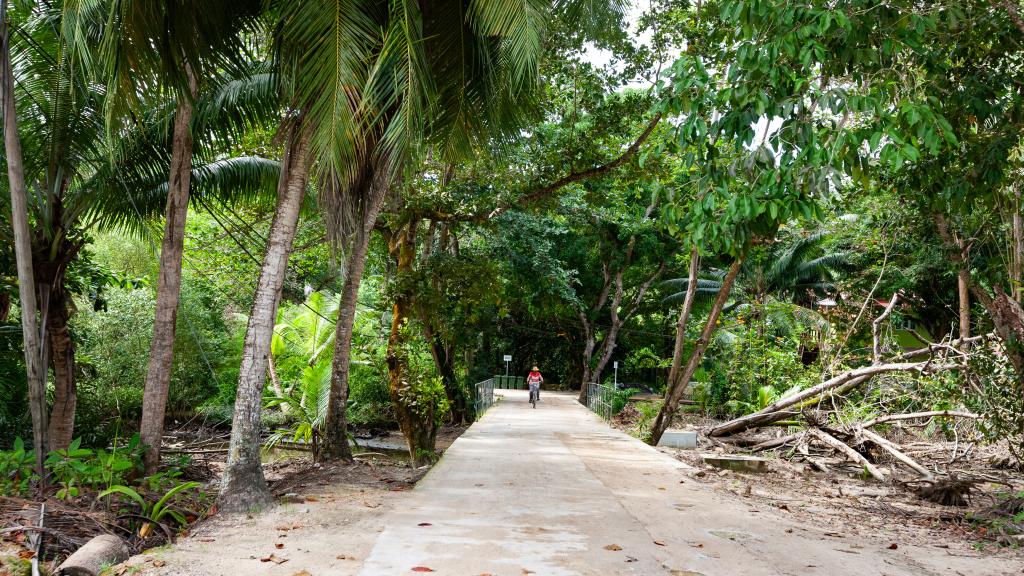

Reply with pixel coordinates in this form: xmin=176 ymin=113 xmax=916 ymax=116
xmin=527 ymin=371 xmax=543 ymax=386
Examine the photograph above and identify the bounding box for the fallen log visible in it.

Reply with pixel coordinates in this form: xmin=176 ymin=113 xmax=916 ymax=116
xmin=860 ymin=410 xmax=980 ymax=429
xmin=857 ymin=427 xmax=933 ymax=480
xmin=807 ymin=428 xmax=886 ymax=481
xmin=749 ymin=432 xmax=804 ymax=452
xmin=56 ymin=534 xmax=129 ymax=576
xmin=707 ymin=362 xmax=960 ymax=437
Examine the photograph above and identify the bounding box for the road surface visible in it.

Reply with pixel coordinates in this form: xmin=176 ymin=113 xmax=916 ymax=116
xmin=355 ymin=390 xmax=994 ymax=575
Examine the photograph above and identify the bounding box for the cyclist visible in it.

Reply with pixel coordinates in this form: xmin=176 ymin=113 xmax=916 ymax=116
xmin=527 ymin=366 xmax=543 ymax=406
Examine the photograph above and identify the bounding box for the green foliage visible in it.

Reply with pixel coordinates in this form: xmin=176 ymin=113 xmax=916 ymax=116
xmin=98 ymin=481 xmax=202 ymax=533
xmin=610 ymin=387 xmax=641 ymax=415
xmin=43 ymin=435 xmax=144 ymax=495
xmin=73 ymin=281 xmax=229 ymax=444
xmin=0 ymin=438 xmax=36 ymax=496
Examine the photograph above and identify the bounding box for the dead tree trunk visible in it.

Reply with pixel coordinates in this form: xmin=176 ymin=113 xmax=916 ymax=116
xmin=2 ymin=4 xmax=48 ymax=480
xmin=219 ymin=118 xmax=310 ymax=513
xmin=650 ymin=256 xmax=745 ymax=445
xmin=707 ymin=361 xmax=961 ymax=436
xmin=141 ymin=82 xmax=197 ymax=474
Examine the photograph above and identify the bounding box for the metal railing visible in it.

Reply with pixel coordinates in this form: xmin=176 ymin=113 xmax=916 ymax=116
xmin=493 ymin=375 xmax=525 ymax=389
xmin=586 ymin=382 xmax=613 ymax=421
xmin=474 ymin=377 xmax=495 ymax=417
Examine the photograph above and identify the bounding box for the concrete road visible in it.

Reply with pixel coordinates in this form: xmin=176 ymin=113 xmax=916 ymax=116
xmin=356 ymin=390 xmax=1008 ymax=576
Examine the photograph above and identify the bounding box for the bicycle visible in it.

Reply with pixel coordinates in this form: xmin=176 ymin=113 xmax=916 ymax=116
xmin=529 ymin=385 xmax=539 ymax=408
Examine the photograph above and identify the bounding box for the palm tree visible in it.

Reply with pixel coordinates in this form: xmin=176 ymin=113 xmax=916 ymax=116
xmin=96 ymin=0 xmax=266 ymax=473
xmin=319 ymin=0 xmax=628 ymax=461
xmin=1 ymin=0 xmax=47 ymax=480
xmin=220 ymin=0 xmax=629 ymax=507
xmin=664 ymin=231 xmax=850 ymax=318
xmin=0 ymin=2 xmax=278 ymax=451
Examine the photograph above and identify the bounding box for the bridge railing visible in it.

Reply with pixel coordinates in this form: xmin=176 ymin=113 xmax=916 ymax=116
xmin=586 ymin=382 xmax=613 ymax=421
xmin=474 ymin=377 xmax=495 ymax=417
xmin=493 ymin=375 xmax=525 ymax=389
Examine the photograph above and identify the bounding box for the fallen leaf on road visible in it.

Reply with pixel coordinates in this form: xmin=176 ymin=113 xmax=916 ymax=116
xmin=153 ymin=560 xmax=166 ymax=567
xmin=336 ymin=554 xmax=355 ymax=560
xmin=887 ymin=543 xmax=898 ymax=550
xmin=292 ymin=572 xmax=311 ymax=576
xmin=275 ymin=526 xmax=291 ymax=531
xmin=411 ymin=567 xmax=435 ymax=572
xmin=418 ymin=522 xmax=432 ymax=527
xmin=625 ymin=556 xmax=638 ymax=563
xmin=603 ymin=544 xmax=623 ymax=551
xmin=260 ymin=554 xmax=288 ymax=564
xmin=275 ymin=543 xmax=284 ymax=549
xmin=653 ymin=540 xmax=667 ymax=546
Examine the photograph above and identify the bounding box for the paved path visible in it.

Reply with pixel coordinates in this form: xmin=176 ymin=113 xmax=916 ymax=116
xmin=356 ymin=390 xmax=997 ymax=576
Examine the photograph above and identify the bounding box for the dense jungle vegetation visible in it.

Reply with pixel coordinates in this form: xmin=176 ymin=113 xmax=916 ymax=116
xmin=0 ymin=0 xmax=1022 ymax=531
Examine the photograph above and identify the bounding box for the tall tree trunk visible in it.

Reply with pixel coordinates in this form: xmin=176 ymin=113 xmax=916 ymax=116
xmin=0 ymin=293 xmax=10 ymax=323
xmin=2 ymin=5 xmax=48 ymax=480
xmin=957 ymin=264 xmax=971 ymax=344
xmin=219 ymin=120 xmax=310 ymax=513
xmin=140 ymin=86 xmax=196 ymax=474
xmin=45 ymin=284 xmax=76 ymax=449
xmin=650 ymin=256 xmax=745 ymax=445
xmin=321 ymin=166 xmax=391 ymax=460
xmin=935 ymin=213 xmax=1024 ymax=374
xmin=387 ymin=221 xmax=438 ymax=466
xmin=667 ymin=248 xmax=700 ymax=386
xmin=1013 ymin=186 xmax=1022 ymax=304
xmin=423 ymin=318 xmax=467 ymax=423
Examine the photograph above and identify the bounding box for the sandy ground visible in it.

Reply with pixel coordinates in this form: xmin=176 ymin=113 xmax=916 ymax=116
xmin=112 ymin=391 xmax=1024 ymax=576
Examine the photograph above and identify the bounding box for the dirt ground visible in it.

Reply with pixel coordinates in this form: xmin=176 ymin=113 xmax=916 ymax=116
xmin=109 ymin=456 xmax=420 ymax=576
xmin=105 ymin=426 xmax=470 ymax=576
xmin=615 ymin=407 xmax=1024 ymax=564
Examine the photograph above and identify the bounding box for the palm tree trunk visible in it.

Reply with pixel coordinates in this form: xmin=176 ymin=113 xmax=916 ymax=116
xmin=45 ymin=284 xmax=76 ymax=449
xmin=1 ymin=6 xmax=48 ymax=480
xmin=140 ymin=86 xmax=197 ymax=474
xmin=219 ymin=119 xmax=311 ymax=513
xmin=667 ymin=248 xmax=700 ymax=386
xmin=321 ymin=166 xmax=391 ymax=460
xmin=650 ymin=256 xmax=745 ymax=445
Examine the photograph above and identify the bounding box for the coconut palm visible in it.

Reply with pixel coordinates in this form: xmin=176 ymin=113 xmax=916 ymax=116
xmin=0 ymin=2 xmax=278 ymax=451
xmin=664 ymin=231 xmax=850 ymax=323
xmin=93 ymin=0 xmax=267 ymax=473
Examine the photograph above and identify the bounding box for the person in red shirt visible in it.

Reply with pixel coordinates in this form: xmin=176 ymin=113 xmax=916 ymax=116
xmin=527 ymin=366 xmax=543 ymax=404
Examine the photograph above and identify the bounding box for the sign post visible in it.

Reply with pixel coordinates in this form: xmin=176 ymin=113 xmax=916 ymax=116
xmin=613 ymin=361 xmax=619 ymax=388
xmin=503 ymin=354 xmax=512 ymax=376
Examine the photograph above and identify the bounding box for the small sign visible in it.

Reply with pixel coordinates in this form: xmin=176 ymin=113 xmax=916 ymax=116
xmin=613 ymin=361 xmax=619 ymax=369
xmin=503 ymin=355 xmax=512 ymax=362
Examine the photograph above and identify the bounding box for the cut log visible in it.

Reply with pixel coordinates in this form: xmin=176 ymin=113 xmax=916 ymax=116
xmin=707 ymin=362 xmax=958 ymax=437
xmin=858 ymin=427 xmax=933 ymax=480
xmin=860 ymin=410 xmax=980 ymax=429
xmin=807 ymin=428 xmax=885 ymax=482
xmin=56 ymin=534 xmax=129 ymax=576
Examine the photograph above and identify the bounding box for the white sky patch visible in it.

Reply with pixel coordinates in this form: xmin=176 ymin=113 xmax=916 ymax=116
xmin=579 ymin=2 xmax=654 ymax=89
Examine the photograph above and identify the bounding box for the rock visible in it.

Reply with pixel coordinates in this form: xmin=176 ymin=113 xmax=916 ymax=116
xmin=658 ymin=430 xmax=698 ymax=449
xmin=701 ymin=454 xmax=770 ymax=473
xmin=56 ymin=535 xmax=129 ymax=576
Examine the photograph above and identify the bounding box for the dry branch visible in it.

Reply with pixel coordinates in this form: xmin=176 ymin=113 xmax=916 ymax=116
xmin=858 ymin=427 xmax=933 ymax=479
xmin=707 ymin=362 xmax=959 ymax=437
xmin=861 ymin=410 xmax=980 ymax=429
xmin=749 ymin=432 xmax=804 ymax=452
xmin=873 ymin=292 xmax=900 ymax=363
xmin=807 ymin=428 xmax=886 ymax=481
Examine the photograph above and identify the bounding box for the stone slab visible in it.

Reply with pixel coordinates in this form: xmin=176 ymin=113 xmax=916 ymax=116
xmin=701 ymin=453 xmax=771 ymax=473
xmin=658 ymin=429 xmax=698 ymax=449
